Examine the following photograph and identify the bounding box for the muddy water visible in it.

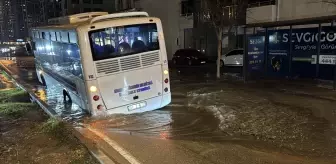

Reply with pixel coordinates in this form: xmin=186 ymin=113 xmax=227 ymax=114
xmin=1 ymin=66 xmax=87 ymax=121
xmin=88 ymin=78 xmax=336 ymax=160
xmin=7 ymin=65 xmax=336 ymax=160
xmin=0 ymin=69 xmax=98 ymax=164
xmin=184 ymin=85 xmax=336 ymax=158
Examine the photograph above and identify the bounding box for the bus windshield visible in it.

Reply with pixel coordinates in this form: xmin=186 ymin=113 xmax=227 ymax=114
xmin=89 ymin=23 xmax=160 ymax=61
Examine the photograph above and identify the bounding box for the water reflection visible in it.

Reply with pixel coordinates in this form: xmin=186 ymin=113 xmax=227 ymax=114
xmin=87 ymin=106 xmax=222 ymax=141
xmin=31 ymin=74 xmax=87 ymax=122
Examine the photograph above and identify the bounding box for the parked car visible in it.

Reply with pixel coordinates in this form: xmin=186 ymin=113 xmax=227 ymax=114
xmin=221 ymin=49 xmax=244 ymax=67
xmin=172 ymin=49 xmax=208 ymax=66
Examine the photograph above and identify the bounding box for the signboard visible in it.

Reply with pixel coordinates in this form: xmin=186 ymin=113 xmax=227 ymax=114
xmin=114 ymin=81 xmax=153 ymax=97
xmin=247 ymin=35 xmax=265 ymax=72
xmin=268 ymin=30 xmax=290 ymax=76
xmin=268 ymin=26 xmax=336 ymax=79
xmin=311 ymin=55 xmax=336 ymax=65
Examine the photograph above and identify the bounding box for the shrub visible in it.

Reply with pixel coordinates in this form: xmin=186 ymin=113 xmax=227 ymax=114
xmin=0 ymin=103 xmax=37 ymax=118
xmin=40 ymin=118 xmax=72 ymax=141
xmin=0 ymin=88 xmax=30 ymax=103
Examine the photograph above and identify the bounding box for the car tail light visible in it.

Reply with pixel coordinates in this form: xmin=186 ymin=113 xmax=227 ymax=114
xmin=164 ymin=78 xmax=169 ymax=83
xmin=97 ymin=104 xmax=104 ymax=110
xmin=93 ymin=95 xmax=99 ymax=101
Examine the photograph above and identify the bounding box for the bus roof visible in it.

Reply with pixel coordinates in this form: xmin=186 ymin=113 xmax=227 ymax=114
xmin=32 ymin=11 xmax=151 ymax=31
xmin=32 ymin=21 xmax=88 ymax=30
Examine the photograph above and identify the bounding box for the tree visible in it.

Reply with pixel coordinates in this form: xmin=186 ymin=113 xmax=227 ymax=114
xmin=199 ymin=0 xmax=248 ymax=78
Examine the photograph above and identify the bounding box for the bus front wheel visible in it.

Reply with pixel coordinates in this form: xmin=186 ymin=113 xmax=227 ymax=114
xmin=40 ymin=75 xmax=47 ymax=87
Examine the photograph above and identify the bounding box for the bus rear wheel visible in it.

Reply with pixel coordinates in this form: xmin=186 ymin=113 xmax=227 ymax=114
xmin=63 ymin=90 xmax=72 ymax=104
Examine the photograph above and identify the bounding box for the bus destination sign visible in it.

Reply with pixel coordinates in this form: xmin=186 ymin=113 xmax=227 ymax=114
xmin=114 ymin=81 xmax=153 ymax=97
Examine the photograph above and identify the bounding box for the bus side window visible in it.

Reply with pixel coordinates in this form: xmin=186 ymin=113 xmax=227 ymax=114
xmin=42 ymin=32 xmax=46 ymax=39
xmin=50 ymin=32 xmax=56 ymax=41
xmin=61 ymin=32 xmax=69 ymax=43
xmin=56 ymin=32 xmax=61 ymax=41
xmin=25 ymin=42 xmax=33 ymax=52
xmin=69 ymin=32 xmax=77 ymax=44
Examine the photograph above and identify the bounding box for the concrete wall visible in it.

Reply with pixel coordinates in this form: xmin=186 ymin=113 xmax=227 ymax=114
xmin=247 ymin=0 xmax=336 ymax=24
xmin=134 ymin=0 xmax=193 ymax=59
xmin=247 ymin=5 xmax=277 ymax=24
xmin=278 ymin=0 xmax=336 ymax=21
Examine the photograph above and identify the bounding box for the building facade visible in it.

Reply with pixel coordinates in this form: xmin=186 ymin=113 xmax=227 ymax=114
xmin=132 ymin=0 xmax=193 ymax=59
xmin=0 ymin=0 xmax=44 ymax=42
xmin=46 ymin=0 xmax=117 ymax=18
xmin=0 ymin=0 xmax=118 ymax=43
xmin=63 ymin=0 xmax=116 ymax=15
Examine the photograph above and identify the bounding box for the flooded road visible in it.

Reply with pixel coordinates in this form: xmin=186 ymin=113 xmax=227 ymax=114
xmin=87 ymin=78 xmax=336 ymax=161
xmin=3 ymin=60 xmax=336 ymax=163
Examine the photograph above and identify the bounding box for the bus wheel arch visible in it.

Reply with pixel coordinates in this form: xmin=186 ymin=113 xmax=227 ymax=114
xmin=63 ymin=89 xmax=72 ymax=104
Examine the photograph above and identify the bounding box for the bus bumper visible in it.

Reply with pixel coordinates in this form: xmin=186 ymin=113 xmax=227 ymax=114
xmin=102 ymin=93 xmax=171 ymax=115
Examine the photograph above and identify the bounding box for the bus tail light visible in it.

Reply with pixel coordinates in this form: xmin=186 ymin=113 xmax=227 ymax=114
xmin=163 ymin=70 xmax=169 ymax=75
xmin=93 ymin=95 xmax=99 ymax=101
xmin=164 ymin=78 xmax=169 ymax=83
xmin=97 ymin=104 xmax=104 ymax=110
xmin=164 ymin=87 xmax=169 ymax=92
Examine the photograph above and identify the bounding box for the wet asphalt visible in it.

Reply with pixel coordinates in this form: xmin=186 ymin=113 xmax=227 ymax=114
xmin=2 ymin=61 xmax=336 ymax=163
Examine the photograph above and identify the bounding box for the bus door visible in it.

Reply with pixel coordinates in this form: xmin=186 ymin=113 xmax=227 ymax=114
xmin=74 ymin=78 xmax=88 ymax=110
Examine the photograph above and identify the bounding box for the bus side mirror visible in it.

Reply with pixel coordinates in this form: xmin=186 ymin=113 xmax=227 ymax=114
xmin=26 ymin=42 xmax=36 ymax=52
xmin=25 ymin=43 xmax=32 ymax=52
xmin=31 ymin=42 xmax=36 ymax=51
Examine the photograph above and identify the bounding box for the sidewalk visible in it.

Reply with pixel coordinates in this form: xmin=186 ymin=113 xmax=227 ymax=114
xmin=242 ymin=79 xmax=336 ymax=102
xmin=170 ymin=67 xmax=336 ymax=102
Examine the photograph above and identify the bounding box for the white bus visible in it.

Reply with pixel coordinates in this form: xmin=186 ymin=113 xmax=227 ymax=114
xmin=29 ymin=12 xmax=171 ymax=116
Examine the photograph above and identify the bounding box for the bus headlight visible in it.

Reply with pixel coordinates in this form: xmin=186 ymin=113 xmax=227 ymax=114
xmin=90 ymin=86 xmax=97 ymax=92
xmin=163 ymin=70 xmax=169 ymax=75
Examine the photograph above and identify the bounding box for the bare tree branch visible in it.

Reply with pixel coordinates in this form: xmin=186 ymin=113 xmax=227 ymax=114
xmin=199 ymin=0 xmax=248 ymax=36
xmin=198 ymin=0 xmax=248 ymax=78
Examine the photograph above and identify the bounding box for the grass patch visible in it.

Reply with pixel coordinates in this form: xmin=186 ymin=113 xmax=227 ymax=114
xmin=0 ymin=103 xmax=38 ymax=118
xmin=1 ymin=70 xmax=11 ymax=81
xmin=0 ymin=88 xmax=30 ymax=103
xmin=41 ymin=118 xmax=99 ymax=163
xmin=40 ymin=118 xmax=74 ymax=142
xmin=69 ymin=147 xmax=100 ymax=164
